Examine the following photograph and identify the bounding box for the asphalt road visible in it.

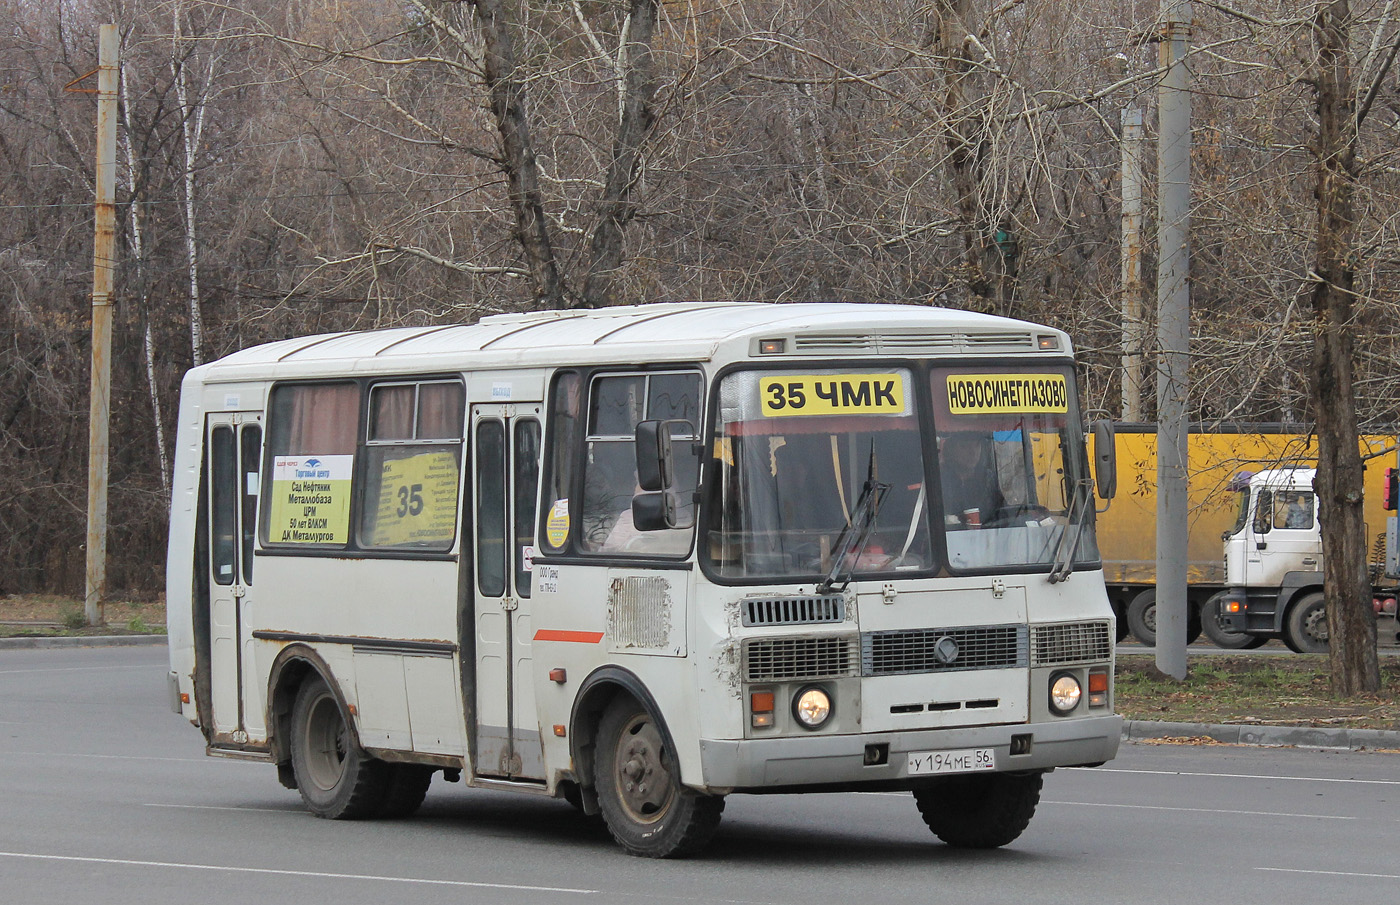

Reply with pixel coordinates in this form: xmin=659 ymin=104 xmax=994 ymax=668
xmin=1 ymin=645 xmax=1397 ymax=905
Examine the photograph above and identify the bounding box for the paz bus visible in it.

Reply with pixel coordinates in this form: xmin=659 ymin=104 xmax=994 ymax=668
xmin=166 ymin=302 xmax=1121 ymax=857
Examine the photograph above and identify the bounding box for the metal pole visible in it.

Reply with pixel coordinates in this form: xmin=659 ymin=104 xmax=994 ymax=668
xmin=1156 ymin=2 xmax=1191 ymax=679
xmin=1121 ymin=106 xmax=1145 ymax=422
xmin=85 ymin=24 xmax=119 ymax=626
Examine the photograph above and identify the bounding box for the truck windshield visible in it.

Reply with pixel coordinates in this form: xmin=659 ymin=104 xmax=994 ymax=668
xmin=703 ymin=365 xmax=1098 ymax=582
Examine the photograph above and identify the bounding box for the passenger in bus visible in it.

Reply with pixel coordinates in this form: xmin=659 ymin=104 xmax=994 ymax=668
xmin=939 ymin=432 xmax=1005 ymax=528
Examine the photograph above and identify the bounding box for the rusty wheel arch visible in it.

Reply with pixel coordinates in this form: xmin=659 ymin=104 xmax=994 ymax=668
xmin=265 ymin=644 xmax=344 ymax=789
xmin=567 ymin=665 xmax=673 ymax=816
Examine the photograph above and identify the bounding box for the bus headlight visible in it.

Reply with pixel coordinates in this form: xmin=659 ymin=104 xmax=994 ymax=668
xmin=792 ymin=686 xmax=833 ymax=729
xmin=1049 ymin=672 xmax=1082 ymax=715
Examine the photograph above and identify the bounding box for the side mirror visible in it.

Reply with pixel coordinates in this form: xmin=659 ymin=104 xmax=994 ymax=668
xmin=1092 ymin=420 xmax=1117 ymax=500
xmin=633 ymin=491 xmax=690 ymax=531
xmin=635 ymin=420 xmax=674 ymax=492
xmin=635 ymin=419 xmax=695 ymax=492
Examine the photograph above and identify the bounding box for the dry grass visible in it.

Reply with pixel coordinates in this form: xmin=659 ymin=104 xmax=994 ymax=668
xmin=0 ymin=594 xmax=166 ymax=637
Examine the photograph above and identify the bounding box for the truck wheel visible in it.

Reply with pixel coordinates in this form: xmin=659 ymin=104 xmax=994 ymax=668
xmin=1126 ymin=590 xmax=1201 ymax=646
xmin=290 ymin=675 xmax=389 ymax=819
xmin=913 ymin=771 xmax=1043 ymax=848
xmin=1285 ymin=592 xmax=1329 ymax=653
xmin=1199 ymin=594 xmax=1268 ymax=650
xmin=594 ymin=696 xmax=724 ymax=858
xmin=1126 ymin=590 xmax=1157 ymax=645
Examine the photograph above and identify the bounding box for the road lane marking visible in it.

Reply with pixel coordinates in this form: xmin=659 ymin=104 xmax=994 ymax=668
xmin=0 ymin=751 xmax=216 ymax=764
xmin=1258 ymin=867 xmax=1400 ymax=880
xmin=0 ymin=851 xmax=597 ymax=894
xmin=144 ymin=803 xmax=296 ymax=814
xmin=1043 ymin=800 xmax=1354 ymax=820
xmin=0 ymin=664 xmax=161 ymax=675
xmin=1068 ymin=766 xmax=1400 ymax=786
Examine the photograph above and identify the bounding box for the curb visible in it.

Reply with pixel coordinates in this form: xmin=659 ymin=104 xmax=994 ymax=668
xmin=0 ymin=634 xmax=167 ymax=651
xmin=1123 ymin=719 xmax=1400 ymax=752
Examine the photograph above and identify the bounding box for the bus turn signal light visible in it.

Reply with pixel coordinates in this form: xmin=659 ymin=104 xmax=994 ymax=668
xmin=1088 ymin=670 xmax=1108 ymax=708
xmin=751 ymin=691 xmax=775 ymax=728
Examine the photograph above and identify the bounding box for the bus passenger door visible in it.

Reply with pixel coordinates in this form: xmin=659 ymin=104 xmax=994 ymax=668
xmin=205 ymin=412 xmax=262 ymax=743
xmin=470 ymin=405 xmax=544 ymax=780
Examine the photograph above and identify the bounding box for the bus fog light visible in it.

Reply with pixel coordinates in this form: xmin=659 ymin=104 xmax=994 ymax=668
xmin=793 ymin=686 xmax=833 ymax=729
xmin=1049 ymin=673 xmax=1082 ymax=715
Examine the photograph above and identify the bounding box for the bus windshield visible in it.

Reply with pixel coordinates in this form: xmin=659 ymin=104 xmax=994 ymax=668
xmin=705 ymin=364 xmax=1098 ymax=581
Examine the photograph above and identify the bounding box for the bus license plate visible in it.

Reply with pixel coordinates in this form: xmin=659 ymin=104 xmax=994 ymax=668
xmin=907 ymin=747 xmax=996 ymax=775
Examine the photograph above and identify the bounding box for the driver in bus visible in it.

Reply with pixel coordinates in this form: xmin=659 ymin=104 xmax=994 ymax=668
xmin=939 ymin=432 xmax=1005 ymax=529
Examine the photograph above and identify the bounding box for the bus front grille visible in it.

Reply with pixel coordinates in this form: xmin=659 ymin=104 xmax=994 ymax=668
xmin=744 ymin=637 xmax=860 ymax=681
xmin=1030 ymin=621 xmax=1112 ymax=666
xmin=741 ymin=595 xmax=845 ymax=627
xmin=861 ymin=626 xmax=1028 ymax=675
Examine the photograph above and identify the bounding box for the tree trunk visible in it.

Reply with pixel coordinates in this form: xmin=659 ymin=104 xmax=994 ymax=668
xmin=1308 ymin=0 xmax=1379 ymax=695
xmin=580 ymin=0 xmax=659 ymax=308
xmin=471 ymin=0 xmax=567 ymax=310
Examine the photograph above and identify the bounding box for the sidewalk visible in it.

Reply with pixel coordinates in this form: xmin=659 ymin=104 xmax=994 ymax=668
xmin=4 ymin=633 xmax=1398 ymax=751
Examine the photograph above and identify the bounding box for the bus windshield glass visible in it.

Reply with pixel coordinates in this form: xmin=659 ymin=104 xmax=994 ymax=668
xmin=931 ymin=366 xmax=1098 ymax=572
xmin=705 ymin=364 xmax=1098 ymax=581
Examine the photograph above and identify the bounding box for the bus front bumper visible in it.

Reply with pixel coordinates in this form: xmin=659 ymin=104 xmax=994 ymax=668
xmin=697 ymin=714 xmax=1122 ymax=792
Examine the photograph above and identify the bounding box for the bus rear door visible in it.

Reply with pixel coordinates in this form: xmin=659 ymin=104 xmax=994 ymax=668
xmin=470 ymin=404 xmax=544 ymax=780
xmin=205 ymin=411 xmax=263 ymax=744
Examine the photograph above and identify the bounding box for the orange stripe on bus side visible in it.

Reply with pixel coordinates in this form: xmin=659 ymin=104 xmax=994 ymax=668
xmin=533 ymin=629 xmax=604 ymax=643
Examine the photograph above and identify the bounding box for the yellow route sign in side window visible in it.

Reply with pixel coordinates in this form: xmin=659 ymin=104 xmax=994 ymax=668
xmin=759 ymin=373 xmax=906 ymax=417
xmin=367 ymin=450 xmax=461 ymax=547
xmin=946 ymin=373 xmax=1068 ymax=415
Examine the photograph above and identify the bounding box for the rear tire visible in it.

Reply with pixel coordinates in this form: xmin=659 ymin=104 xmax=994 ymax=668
xmin=1285 ymin=592 xmax=1329 ymax=653
xmin=377 ymin=764 xmax=433 ymax=818
xmin=290 ymin=675 xmax=389 ymax=819
xmin=593 ymin=696 xmax=724 ymax=858
xmin=1126 ymin=589 xmax=1202 ymax=646
xmin=913 ymin=771 xmax=1044 ymax=848
xmin=1200 ymin=593 xmax=1268 ymax=650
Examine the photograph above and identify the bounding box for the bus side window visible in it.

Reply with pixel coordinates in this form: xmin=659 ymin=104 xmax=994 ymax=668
xmin=578 ymin=371 xmax=701 ymax=555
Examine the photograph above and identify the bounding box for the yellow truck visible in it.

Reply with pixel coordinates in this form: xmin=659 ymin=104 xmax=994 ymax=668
xmin=1093 ymin=424 xmax=1393 ymax=648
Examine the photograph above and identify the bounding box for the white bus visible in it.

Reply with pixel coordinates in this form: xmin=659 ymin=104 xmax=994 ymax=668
xmin=166 ymin=302 xmax=1121 ymax=857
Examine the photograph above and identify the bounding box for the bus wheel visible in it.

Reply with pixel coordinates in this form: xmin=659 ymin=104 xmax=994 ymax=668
xmin=593 ymin=697 xmax=724 ymax=858
xmin=1200 ymin=594 xmax=1268 ymax=650
xmin=376 ymin=764 xmax=433 ymax=819
xmin=290 ymin=675 xmax=389 ymax=819
xmin=1285 ymin=592 xmax=1329 ymax=654
xmin=914 ymin=771 xmax=1043 ymax=848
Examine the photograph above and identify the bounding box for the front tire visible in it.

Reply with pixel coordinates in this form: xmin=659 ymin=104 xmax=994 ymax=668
xmin=593 ymin=696 xmax=724 ymax=858
xmin=913 ymin=771 xmax=1044 ymax=848
xmin=290 ymin=675 xmax=389 ymax=819
xmin=1285 ymin=592 xmax=1329 ymax=653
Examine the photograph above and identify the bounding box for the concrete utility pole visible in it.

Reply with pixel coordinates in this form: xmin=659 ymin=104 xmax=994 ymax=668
xmin=85 ymin=24 xmax=119 ymax=626
xmin=1156 ymin=1 xmax=1191 ymax=680
xmin=1121 ymin=106 xmax=1146 ymax=423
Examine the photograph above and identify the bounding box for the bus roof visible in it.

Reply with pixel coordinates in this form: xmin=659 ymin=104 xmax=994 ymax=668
xmin=190 ymin=302 xmax=1071 ymax=382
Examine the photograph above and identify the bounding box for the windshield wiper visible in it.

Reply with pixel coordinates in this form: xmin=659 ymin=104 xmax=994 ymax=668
xmin=817 ymin=445 xmax=890 ymax=594
xmin=1048 ymin=477 xmax=1093 ymax=583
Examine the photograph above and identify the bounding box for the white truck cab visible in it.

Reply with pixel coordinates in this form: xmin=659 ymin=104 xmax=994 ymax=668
xmin=1218 ymin=468 xmax=1329 ymax=652
xmin=1218 ymin=467 xmax=1400 ymax=651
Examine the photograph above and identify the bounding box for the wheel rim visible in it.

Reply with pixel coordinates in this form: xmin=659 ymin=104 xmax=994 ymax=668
xmin=1302 ymin=604 xmax=1329 ymax=644
xmin=611 ymin=713 xmax=676 ymax=825
xmin=303 ymin=692 xmax=349 ymax=792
